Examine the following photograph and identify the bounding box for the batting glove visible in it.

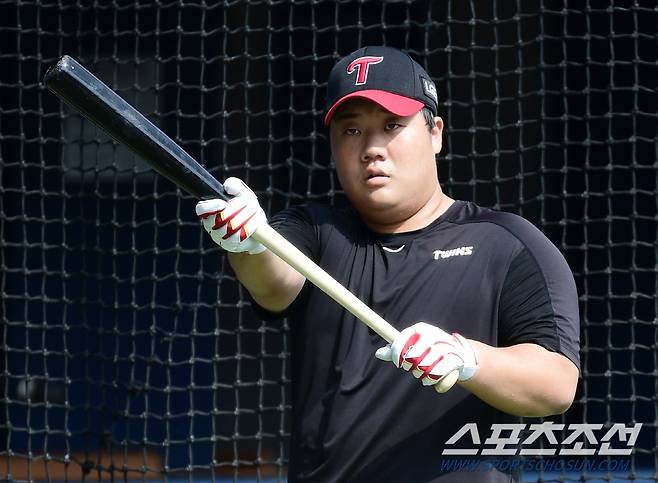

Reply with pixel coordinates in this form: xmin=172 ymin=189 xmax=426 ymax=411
xmin=375 ymin=322 xmax=478 ymax=391
xmin=196 ymin=177 xmax=267 ymax=255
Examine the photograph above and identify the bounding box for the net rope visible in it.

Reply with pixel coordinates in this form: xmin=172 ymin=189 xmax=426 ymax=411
xmin=0 ymin=0 xmax=656 ymax=481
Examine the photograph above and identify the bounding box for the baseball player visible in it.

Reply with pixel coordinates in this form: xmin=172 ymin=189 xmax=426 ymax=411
xmin=196 ymin=46 xmax=580 ymax=482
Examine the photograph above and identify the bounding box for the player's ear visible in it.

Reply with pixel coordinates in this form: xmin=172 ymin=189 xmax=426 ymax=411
xmin=430 ymin=116 xmax=444 ymax=154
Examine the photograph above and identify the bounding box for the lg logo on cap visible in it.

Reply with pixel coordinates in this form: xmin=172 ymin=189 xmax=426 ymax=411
xmin=422 ymin=78 xmax=438 ymax=104
xmin=347 ymin=56 xmax=384 ymax=85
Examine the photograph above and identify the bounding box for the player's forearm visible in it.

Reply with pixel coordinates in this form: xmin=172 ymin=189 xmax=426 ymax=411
xmin=460 ymin=342 xmax=579 ymax=417
xmin=228 ymin=250 xmax=305 ymax=313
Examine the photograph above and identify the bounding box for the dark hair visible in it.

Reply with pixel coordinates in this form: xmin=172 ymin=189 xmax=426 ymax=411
xmin=422 ymin=107 xmax=436 ymax=132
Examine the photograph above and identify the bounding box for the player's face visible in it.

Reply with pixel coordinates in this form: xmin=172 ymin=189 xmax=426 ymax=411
xmin=329 ymin=99 xmax=444 ymax=229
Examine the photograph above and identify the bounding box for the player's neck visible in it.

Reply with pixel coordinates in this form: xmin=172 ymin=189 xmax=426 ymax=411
xmin=366 ymin=186 xmax=454 ymax=234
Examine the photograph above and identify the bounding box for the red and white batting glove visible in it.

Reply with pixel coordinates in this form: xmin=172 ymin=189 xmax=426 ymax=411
xmin=196 ymin=177 xmax=267 ymax=255
xmin=375 ymin=322 xmax=478 ymax=392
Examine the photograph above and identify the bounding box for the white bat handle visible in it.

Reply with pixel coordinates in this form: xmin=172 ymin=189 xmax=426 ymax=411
xmin=251 ymin=223 xmax=459 ymax=392
xmin=252 ymin=223 xmax=399 ymax=342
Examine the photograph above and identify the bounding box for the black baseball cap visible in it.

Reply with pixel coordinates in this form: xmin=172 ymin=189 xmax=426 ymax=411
xmin=324 ymin=46 xmax=439 ymax=125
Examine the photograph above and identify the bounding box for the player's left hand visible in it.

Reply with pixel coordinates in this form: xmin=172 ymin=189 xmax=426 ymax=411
xmin=375 ymin=322 xmax=478 ymax=392
xmin=196 ymin=177 xmax=267 ymax=255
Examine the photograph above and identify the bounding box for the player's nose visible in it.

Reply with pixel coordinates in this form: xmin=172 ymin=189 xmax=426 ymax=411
xmin=360 ymin=135 xmax=386 ymax=163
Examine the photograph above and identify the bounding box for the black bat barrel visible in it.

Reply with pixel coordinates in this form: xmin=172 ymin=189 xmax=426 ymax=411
xmin=43 ymin=55 xmax=227 ymax=200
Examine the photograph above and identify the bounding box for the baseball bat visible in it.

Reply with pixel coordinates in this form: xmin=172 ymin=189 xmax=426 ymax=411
xmin=43 ymin=56 xmax=459 ymax=392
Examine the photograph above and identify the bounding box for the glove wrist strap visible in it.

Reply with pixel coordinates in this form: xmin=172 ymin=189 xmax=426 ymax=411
xmin=457 ymin=365 xmax=478 ymax=382
xmin=247 ymin=244 xmax=267 ymax=255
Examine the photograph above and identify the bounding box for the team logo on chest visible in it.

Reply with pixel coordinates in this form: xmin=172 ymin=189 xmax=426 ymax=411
xmin=347 ymin=56 xmax=384 ymax=85
xmin=433 ymin=246 xmax=474 ymax=260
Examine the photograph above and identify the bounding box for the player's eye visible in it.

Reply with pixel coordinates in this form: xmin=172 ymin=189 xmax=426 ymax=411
xmin=385 ymin=123 xmax=403 ymax=131
xmin=344 ymin=128 xmax=360 ymax=135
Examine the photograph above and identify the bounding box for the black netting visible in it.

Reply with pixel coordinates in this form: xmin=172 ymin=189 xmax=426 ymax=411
xmin=1 ymin=0 xmax=656 ymax=481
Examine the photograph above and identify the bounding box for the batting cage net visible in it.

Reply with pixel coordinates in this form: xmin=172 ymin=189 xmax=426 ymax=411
xmin=1 ymin=0 xmax=657 ymax=481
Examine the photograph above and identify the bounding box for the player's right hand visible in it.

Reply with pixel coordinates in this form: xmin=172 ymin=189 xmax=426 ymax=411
xmin=196 ymin=177 xmax=267 ymax=255
xmin=375 ymin=322 xmax=478 ymax=392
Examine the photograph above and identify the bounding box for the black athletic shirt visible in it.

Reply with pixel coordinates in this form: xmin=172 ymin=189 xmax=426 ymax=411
xmin=252 ymin=200 xmax=580 ymax=483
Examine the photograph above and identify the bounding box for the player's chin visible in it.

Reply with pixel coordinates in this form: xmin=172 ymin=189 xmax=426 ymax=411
xmin=353 ymin=193 xmax=400 ymax=217
xmin=359 ymin=178 xmax=395 ymax=195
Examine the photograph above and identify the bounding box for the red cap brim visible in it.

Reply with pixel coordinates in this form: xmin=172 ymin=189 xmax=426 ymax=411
xmin=324 ymin=90 xmax=424 ymax=125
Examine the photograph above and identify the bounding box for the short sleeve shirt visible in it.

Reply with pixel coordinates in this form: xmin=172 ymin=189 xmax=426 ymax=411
xmin=252 ymin=200 xmax=580 ymax=483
